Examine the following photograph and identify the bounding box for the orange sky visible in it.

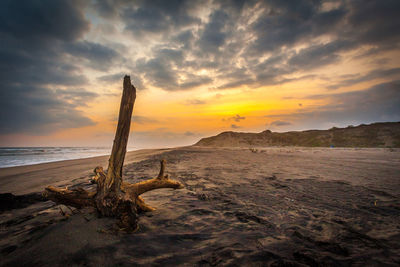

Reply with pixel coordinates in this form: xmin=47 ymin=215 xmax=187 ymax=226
xmin=1 ymin=1 xmax=399 ymax=148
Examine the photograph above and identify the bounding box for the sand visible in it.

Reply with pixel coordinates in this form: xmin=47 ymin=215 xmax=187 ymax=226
xmin=0 ymin=146 xmax=399 ymax=266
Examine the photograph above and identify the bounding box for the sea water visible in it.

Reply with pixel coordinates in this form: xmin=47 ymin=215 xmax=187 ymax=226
xmin=0 ymin=147 xmax=112 ymax=168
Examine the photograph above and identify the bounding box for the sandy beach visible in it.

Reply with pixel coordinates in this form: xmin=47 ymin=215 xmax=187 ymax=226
xmin=1 ymin=146 xmax=400 ymax=266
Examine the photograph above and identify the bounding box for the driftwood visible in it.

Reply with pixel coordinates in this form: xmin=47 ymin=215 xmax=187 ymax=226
xmin=43 ymin=76 xmax=183 ymax=231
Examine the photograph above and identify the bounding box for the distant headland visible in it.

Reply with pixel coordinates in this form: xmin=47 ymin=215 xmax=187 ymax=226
xmin=195 ymin=122 xmax=400 ymax=148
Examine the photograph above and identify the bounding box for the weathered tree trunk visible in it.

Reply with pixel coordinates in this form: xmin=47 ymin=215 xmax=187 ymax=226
xmin=95 ymin=75 xmax=137 ymax=227
xmin=43 ymin=76 xmax=183 ymax=231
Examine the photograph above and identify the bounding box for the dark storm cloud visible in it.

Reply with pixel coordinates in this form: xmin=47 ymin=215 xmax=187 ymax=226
xmin=0 ymin=85 xmax=97 ymax=134
xmin=320 ymin=81 xmax=400 ymax=121
xmin=2 ymin=0 xmax=400 ymax=135
xmin=267 ymin=81 xmax=400 ymax=127
xmin=197 ymin=10 xmax=229 ymax=54
xmin=0 ymin=0 xmax=90 ymax=87
xmin=121 ymin=0 xmax=202 ymax=37
xmin=0 ymin=0 xmax=104 ymax=134
xmin=0 ymin=46 xmax=89 ymax=87
xmin=136 ymin=58 xmax=179 ymax=89
xmin=346 ymin=0 xmax=400 ymax=47
xmin=93 ymin=0 xmax=124 ymax=18
xmin=250 ymin=1 xmax=316 ymax=54
xmin=179 ymin=75 xmax=213 ymax=90
xmin=109 ymin=0 xmax=400 ymax=91
xmin=288 ymin=40 xmax=355 ymax=70
xmin=249 ymin=0 xmax=398 ymax=88
xmin=173 ymin=30 xmax=195 ymax=50
xmin=216 ymin=68 xmax=255 ymax=90
xmin=327 ymin=68 xmax=400 ymax=90
xmin=64 ymin=41 xmax=121 ymax=71
xmin=216 ymin=79 xmax=253 ymax=90
xmin=55 ymin=88 xmax=99 ymax=107
xmin=0 ymin=0 xmax=89 ymax=42
xmin=136 ymin=52 xmax=212 ymax=91
xmin=248 ymin=0 xmax=347 ymax=55
xmin=134 ymin=47 xmax=186 ymax=89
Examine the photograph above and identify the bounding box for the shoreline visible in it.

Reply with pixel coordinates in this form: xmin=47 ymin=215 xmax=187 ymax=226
xmin=0 ymin=147 xmax=160 ymax=169
xmin=1 ymin=145 xmax=397 ymax=170
xmin=0 ymin=148 xmax=171 ymax=195
xmin=1 ymin=145 xmax=398 ymax=195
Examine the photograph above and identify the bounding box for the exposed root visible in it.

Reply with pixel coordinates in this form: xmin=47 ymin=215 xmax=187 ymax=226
xmin=123 ymin=160 xmax=184 ymax=197
xmin=136 ymin=196 xmax=156 ymax=212
xmin=43 ymin=186 xmax=96 ymax=209
xmin=43 ymin=159 xmax=183 ymax=230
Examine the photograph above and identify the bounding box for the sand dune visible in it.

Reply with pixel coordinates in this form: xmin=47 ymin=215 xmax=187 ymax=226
xmin=196 ymin=122 xmax=400 ymax=148
xmin=1 ymin=147 xmax=400 ymax=266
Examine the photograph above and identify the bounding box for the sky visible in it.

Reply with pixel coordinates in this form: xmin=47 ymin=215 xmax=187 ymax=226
xmin=0 ymin=0 xmax=399 ymax=149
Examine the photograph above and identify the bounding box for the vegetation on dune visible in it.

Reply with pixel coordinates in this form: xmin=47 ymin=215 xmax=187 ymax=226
xmin=195 ymin=122 xmax=400 ymax=148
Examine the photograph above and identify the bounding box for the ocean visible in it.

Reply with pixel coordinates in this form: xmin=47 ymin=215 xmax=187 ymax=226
xmin=0 ymin=147 xmax=113 ymax=168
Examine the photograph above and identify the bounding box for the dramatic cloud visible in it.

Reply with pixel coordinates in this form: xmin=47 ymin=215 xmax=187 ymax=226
xmin=266 ymin=81 xmax=400 ymax=129
xmin=311 ymin=81 xmax=400 ymax=123
xmin=122 ymin=0 xmax=201 ymax=37
xmin=135 ymin=50 xmax=213 ymax=91
xmin=1 ymin=0 xmax=399 ymax=145
xmin=64 ymin=41 xmax=121 ymax=71
xmin=197 ymin=9 xmax=229 ymax=54
xmin=0 ymin=85 xmax=97 ymax=134
xmin=0 ymin=0 xmax=89 ymax=42
xmin=288 ymin=40 xmax=355 ymax=70
xmin=346 ymin=0 xmax=400 ymax=48
xmin=327 ymin=68 xmax=400 ymax=90
xmin=0 ymin=0 xmax=101 ymax=134
xmin=248 ymin=0 xmax=346 ymax=55
xmin=89 ymin=0 xmax=400 ymax=93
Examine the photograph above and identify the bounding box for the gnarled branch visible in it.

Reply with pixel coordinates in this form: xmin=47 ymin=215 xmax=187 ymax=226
xmin=125 ymin=160 xmax=183 ymax=197
xmin=43 ymin=186 xmax=95 ymax=209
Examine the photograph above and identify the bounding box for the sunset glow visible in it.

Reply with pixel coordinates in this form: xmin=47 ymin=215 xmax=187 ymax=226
xmin=1 ymin=0 xmax=399 ymax=148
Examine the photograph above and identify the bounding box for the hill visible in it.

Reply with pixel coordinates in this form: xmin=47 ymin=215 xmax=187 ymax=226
xmin=195 ymin=122 xmax=400 ymax=148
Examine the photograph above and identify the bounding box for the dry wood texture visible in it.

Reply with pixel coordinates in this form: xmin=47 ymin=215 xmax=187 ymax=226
xmin=43 ymin=76 xmax=183 ymax=231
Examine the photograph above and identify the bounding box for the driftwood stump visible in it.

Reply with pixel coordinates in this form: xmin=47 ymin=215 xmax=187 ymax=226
xmin=43 ymin=76 xmax=183 ymax=231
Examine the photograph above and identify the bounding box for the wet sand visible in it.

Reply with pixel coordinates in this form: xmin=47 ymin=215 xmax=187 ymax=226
xmin=1 ymin=147 xmax=399 ymax=266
